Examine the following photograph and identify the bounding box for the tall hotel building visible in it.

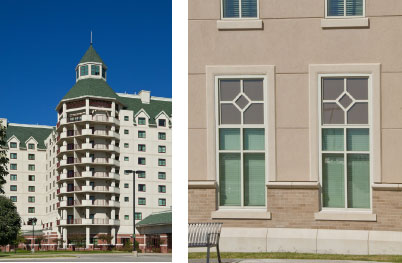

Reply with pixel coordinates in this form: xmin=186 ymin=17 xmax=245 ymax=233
xmin=0 ymin=44 xmax=172 ymax=250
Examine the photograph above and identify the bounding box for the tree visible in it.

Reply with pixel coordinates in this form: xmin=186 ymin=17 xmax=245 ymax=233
xmin=0 ymin=196 xmax=21 ymax=246
xmin=35 ymin=235 xmax=45 ymax=250
xmin=12 ymin=231 xmax=25 ymax=253
xmin=98 ymin=234 xmax=113 ymax=250
xmin=0 ymin=120 xmax=8 ymax=194
xmin=68 ymin=233 xmax=85 ymax=248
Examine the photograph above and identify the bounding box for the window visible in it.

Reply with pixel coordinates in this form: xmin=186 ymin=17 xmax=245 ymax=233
xmin=138 ymin=171 xmax=146 ymax=178
xmin=76 ymin=69 xmax=79 ymax=79
xmin=326 ymin=0 xmax=364 ymax=17
xmin=124 ymin=129 xmax=129 ymax=134
xmin=124 ymin=156 xmax=129 ymax=161
xmin=10 ymin=164 xmax=17 ymax=170
xmin=138 ymin=117 xmax=146 ymax=125
xmin=217 ymin=78 xmax=266 ymax=207
xmin=28 ymin=175 xmax=35 ymax=181
xmin=158 ymin=172 xmax=166 ymax=180
xmin=102 ymin=67 xmax=106 ymax=78
xmin=124 ymin=116 xmax=129 ymax=121
xmin=80 ymin=65 xmax=88 ymax=76
xmin=158 ymin=159 xmax=166 ymax=166
xmin=158 ymin=198 xmax=166 ymax=206
xmin=10 ymin=142 xmax=17 ymax=148
xmin=124 ymin=197 xmax=129 ymax=202
xmin=124 ymin=143 xmax=129 ymax=148
xmin=28 ymin=207 xmax=35 ymax=213
xmin=135 ymin=212 xmax=142 ymax=220
xmin=158 ymin=119 xmax=166 ymax=127
xmin=10 ymin=196 xmax=17 ymax=202
xmin=28 ymin=165 xmax=35 ymax=171
xmin=28 ymin=143 xmax=35 ymax=150
xmin=138 ymin=157 xmax=146 ymax=165
xmin=320 ymin=76 xmax=370 ymax=209
xmin=10 ymin=153 xmax=17 ymax=159
xmin=28 ymin=186 xmax=35 ymax=192
xmin=221 ymin=0 xmax=258 ymax=19
xmin=138 ymin=131 xmax=146 ymax=138
xmin=158 ymin=146 xmax=166 ymax=153
xmin=124 ymin=215 xmax=129 ymax=220
xmin=138 ymin=144 xmax=146 ymax=152
xmin=138 ymin=184 xmax=146 ymax=192
xmin=10 ymin=174 xmax=17 ymax=181
xmin=91 ymin=65 xmax=100 ymax=75
xmin=158 ymin=132 xmax=166 ymax=140
xmin=10 ymin=185 xmax=17 ymax=191
xmin=28 ymin=154 xmax=35 ymax=160
xmin=158 ymin=185 xmax=166 ymax=193
xmin=124 ymin=183 xmax=129 ymax=188
xmin=28 ymin=196 xmax=35 ymax=203
xmin=138 ymin=197 xmax=146 ymax=205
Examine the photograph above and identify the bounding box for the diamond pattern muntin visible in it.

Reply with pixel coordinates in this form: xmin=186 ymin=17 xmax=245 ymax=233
xmin=235 ymin=95 xmax=250 ymax=109
xmin=339 ymin=93 xmax=353 ymax=109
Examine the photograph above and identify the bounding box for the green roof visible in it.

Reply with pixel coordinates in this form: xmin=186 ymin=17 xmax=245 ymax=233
xmin=79 ymin=44 xmax=105 ymax=65
xmin=118 ymin=96 xmax=172 ymax=125
xmin=6 ymin=124 xmax=53 ymax=150
xmin=136 ymin=211 xmax=172 ymax=227
xmin=62 ymin=78 xmax=119 ymax=101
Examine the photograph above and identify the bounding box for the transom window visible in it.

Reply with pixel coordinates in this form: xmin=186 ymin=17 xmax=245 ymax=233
xmin=80 ymin=65 xmax=88 ymax=76
xmin=326 ymin=0 xmax=364 ymax=17
xmin=222 ymin=0 xmax=258 ymax=19
xmin=320 ymin=76 xmax=370 ymax=209
xmin=217 ymin=77 xmax=266 ymax=207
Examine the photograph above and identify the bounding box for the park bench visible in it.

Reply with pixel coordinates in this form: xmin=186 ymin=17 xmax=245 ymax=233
xmin=188 ymin=222 xmax=223 ymax=263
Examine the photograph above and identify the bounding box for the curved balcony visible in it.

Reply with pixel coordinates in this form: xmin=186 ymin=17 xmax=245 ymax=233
xmin=58 ymin=218 xmax=120 ymax=226
xmin=57 ymin=199 xmax=120 ymax=208
xmin=81 ymin=171 xmax=120 ymax=180
xmin=56 ymin=115 xmax=120 ymax=131
xmin=58 ymin=172 xmax=82 ymax=181
xmin=57 ymin=185 xmax=119 ymax=195
xmin=74 ymin=143 xmax=120 ymax=153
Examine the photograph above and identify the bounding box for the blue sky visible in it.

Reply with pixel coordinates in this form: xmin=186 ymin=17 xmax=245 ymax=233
xmin=0 ymin=0 xmax=172 ymax=126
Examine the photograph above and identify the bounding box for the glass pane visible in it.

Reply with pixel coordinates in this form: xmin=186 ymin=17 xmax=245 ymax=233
xmin=347 ymin=102 xmax=368 ymax=124
xmin=322 ymin=78 xmax=344 ymax=100
xmin=327 ymin=0 xmax=345 ymax=16
xmin=322 ymin=154 xmax=345 ymax=208
xmin=243 ymin=103 xmax=264 ymax=124
xmin=244 ymin=154 xmax=265 ymax=206
xmin=322 ymin=128 xmax=344 ymax=151
xmin=235 ymin=95 xmax=250 ymax=109
xmin=244 ymin=128 xmax=264 ymax=150
xmin=223 ymin=0 xmax=239 ymax=18
xmin=220 ymin=128 xmax=240 ymax=150
xmin=347 ymin=128 xmax=369 ymax=151
xmin=221 ymin=104 xmax=241 ymax=124
xmin=339 ymin=94 xmax=353 ymax=109
xmin=241 ymin=0 xmax=257 ymax=18
xmin=322 ymin=103 xmax=344 ymax=124
xmin=347 ymin=78 xmax=368 ymax=100
xmin=219 ymin=79 xmax=240 ymax=101
xmin=347 ymin=154 xmax=370 ymax=208
xmin=244 ymin=79 xmax=263 ymax=100
xmin=346 ymin=0 xmax=363 ymax=16
xmin=219 ymin=153 xmax=241 ymax=206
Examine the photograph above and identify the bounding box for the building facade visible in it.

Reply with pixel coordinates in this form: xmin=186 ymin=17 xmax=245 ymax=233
xmin=188 ymin=0 xmax=402 ymax=255
xmin=1 ymin=44 xmax=172 ymax=252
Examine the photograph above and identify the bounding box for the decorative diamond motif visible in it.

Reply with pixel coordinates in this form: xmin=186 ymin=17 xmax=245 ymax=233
xmin=338 ymin=93 xmax=353 ymax=109
xmin=235 ymin=95 xmax=250 ymax=109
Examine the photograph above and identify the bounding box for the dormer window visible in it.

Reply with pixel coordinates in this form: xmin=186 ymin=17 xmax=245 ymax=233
xmin=10 ymin=142 xmax=17 ymax=148
xmin=28 ymin=143 xmax=35 ymax=150
xmin=158 ymin=119 xmax=166 ymax=127
xmin=80 ymin=65 xmax=88 ymax=76
xmin=102 ymin=67 xmax=106 ymax=78
xmin=91 ymin=65 xmax=100 ymax=75
xmin=138 ymin=117 xmax=146 ymax=125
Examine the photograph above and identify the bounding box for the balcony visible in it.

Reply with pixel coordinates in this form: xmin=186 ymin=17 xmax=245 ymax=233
xmin=58 ymin=172 xmax=82 ymax=180
xmin=82 ymin=171 xmax=109 ymax=178
xmin=58 ymin=115 xmax=120 ymax=126
xmin=82 ymin=185 xmax=109 ymax=192
xmin=59 ymin=218 xmax=118 ymax=226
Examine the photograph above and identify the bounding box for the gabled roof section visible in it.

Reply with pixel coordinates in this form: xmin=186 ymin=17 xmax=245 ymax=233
xmin=136 ymin=211 xmax=172 ymax=227
xmin=5 ymin=124 xmax=53 ymax=150
xmin=79 ymin=44 xmax=105 ymax=65
xmin=62 ymin=79 xmax=119 ymax=101
xmin=117 ymin=95 xmax=172 ymax=125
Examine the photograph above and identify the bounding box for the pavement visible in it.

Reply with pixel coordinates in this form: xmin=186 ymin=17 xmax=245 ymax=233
xmin=0 ymin=253 xmax=172 ymax=262
xmin=189 ymin=260 xmax=385 ymax=263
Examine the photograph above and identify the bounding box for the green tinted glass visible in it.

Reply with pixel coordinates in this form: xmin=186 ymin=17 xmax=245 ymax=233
xmin=347 ymin=154 xmax=370 ymax=208
xmin=219 ymin=153 xmax=241 ymax=206
xmin=243 ymin=129 xmax=265 ymax=150
xmin=347 ymin=128 xmax=369 ymax=151
xmin=219 ymin=128 xmax=240 ymax=150
xmin=322 ymin=154 xmax=345 ymax=208
xmin=244 ymin=153 xmax=265 ymax=206
xmin=322 ymin=128 xmax=344 ymax=151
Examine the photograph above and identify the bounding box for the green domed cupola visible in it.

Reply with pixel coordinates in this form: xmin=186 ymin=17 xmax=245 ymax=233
xmin=75 ymin=44 xmax=107 ymax=82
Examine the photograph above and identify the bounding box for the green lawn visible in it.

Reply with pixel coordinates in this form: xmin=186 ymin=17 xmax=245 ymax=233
xmin=189 ymin=252 xmax=402 ymax=262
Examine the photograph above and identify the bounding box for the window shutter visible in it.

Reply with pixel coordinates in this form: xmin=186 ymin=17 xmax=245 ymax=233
xmin=327 ymin=0 xmax=344 ymax=16
xmin=322 ymin=154 xmax=345 ymax=208
xmin=222 ymin=0 xmax=239 ymax=18
xmin=241 ymin=0 xmax=257 ymax=18
xmin=347 ymin=154 xmax=370 ymax=208
xmin=219 ymin=153 xmax=241 ymax=206
xmin=244 ymin=153 xmax=265 ymax=206
xmin=346 ymin=0 xmax=363 ymax=16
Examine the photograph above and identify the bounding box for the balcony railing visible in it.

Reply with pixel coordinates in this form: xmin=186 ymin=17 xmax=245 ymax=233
xmin=74 ymin=200 xmax=82 ymax=205
xmin=93 ymin=130 xmax=108 ymax=136
xmin=93 ymin=186 xmax=109 ymax=191
xmin=93 ymin=172 xmax=109 ymax=178
xmin=94 ymin=158 xmax=109 ymax=164
xmin=92 ymin=200 xmax=109 ymax=206
xmin=92 ymin=115 xmax=108 ymax=122
xmin=92 ymin=218 xmax=109 ymax=224
xmin=68 ymin=116 xmax=82 ymax=123
xmin=93 ymin=144 xmax=108 ymax=150
xmin=67 ymin=219 xmax=82 ymax=224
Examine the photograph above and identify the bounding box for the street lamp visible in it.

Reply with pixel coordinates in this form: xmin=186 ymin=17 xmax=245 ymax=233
xmin=27 ymin=217 xmax=37 ymax=253
xmin=124 ymin=170 xmax=144 ymax=254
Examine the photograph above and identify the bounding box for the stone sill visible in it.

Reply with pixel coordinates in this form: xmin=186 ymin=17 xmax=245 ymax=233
xmin=217 ymin=20 xmax=263 ymax=30
xmin=372 ymin=183 xmax=402 ymax=191
xmin=321 ymin=18 xmax=369 ymax=28
xmin=267 ymin=181 xmax=320 ymax=189
xmin=211 ymin=209 xmax=271 ymax=220
xmin=188 ymin=181 xmax=216 ymax=189
xmin=315 ymin=211 xmax=376 ymax=222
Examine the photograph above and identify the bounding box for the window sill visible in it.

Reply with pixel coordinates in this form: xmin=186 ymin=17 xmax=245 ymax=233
xmin=314 ymin=211 xmax=376 ymax=222
xmin=211 ymin=209 xmax=271 ymax=220
xmin=217 ymin=20 xmax=263 ymax=30
xmin=321 ymin=18 xmax=369 ymax=28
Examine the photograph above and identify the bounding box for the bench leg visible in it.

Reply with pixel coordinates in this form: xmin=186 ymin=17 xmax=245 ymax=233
xmin=216 ymin=244 xmax=221 ymax=263
xmin=206 ymin=246 xmax=210 ymax=263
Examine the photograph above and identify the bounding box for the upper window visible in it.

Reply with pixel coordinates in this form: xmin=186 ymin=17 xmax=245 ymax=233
xmin=80 ymin=65 xmax=88 ymax=76
xmin=326 ymin=0 xmax=364 ymax=17
xmin=28 ymin=143 xmax=35 ymax=150
xmin=124 ymin=116 xmax=129 ymax=121
xmin=10 ymin=153 xmax=17 ymax=159
xmin=138 ymin=117 xmax=146 ymax=125
xmin=28 ymin=154 xmax=35 ymax=160
xmin=91 ymin=65 xmax=100 ymax=75
xmin=320 ymin=76 xmax=370 ymax=209
xmin=158 ymin=119 xmax=166 ymax=127
xmin=28 ymin=164 xmax=35 ymax=171
xmin=10 ymin=142 xmax=17 ymax=148
xmin=217 ymin=78 xmax=266 ymax=207
xmin=158 ymin=132 xmax=166 ymax=140
xmin=138 ymin=131 xmax=146 ymax=138
xmin=222 ymin=0 xmax=258 ymax=19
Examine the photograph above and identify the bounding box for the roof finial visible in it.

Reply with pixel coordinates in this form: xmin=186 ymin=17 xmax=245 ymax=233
xmin=90 ymin=30 xmax=93 ymax=45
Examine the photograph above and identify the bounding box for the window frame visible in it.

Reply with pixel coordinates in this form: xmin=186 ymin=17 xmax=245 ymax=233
xmin=318 ymin=73 xmax=373 ymax=212
xmin=220 ymin=0 xmax=260 ymax=20
xmin=158 ymin=198 xmax=166 ymax=206
xmin=138 ymin=197 xmax=146 ymax=205
xmin=158 ymin=132 xmax=166 ymax=140
xmin=10 ymin=174 xmax=17 ymax=181
xmin=158 ymin=172 xmax=166 ymax=180
xmin=10 ymin=153 xmax=17 ymax=159
xmin=325 ymin=0 xmax=365 ymax=19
